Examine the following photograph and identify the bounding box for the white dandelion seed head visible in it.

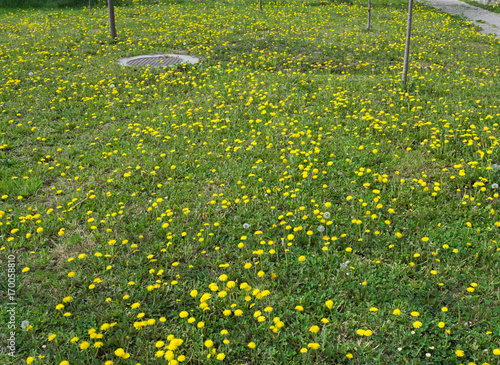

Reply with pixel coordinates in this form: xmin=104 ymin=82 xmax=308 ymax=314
xmin=243 ymin=223 xmax=250 ymax=229
xmin=317 ymin=225 xmax=325 ymax=232
xmin=109 ymin=84 xmax=115 ymax=88
xmin=456 ymin=71 xmax=460 ymax=74
xmin=28 ymin=72 xmax=34 ymax=76
xmin=492 ymin=183 xmax=499 ymax=189
xmin=323 ymin=212 xmax=330 ymax=219
xmin=21 ymin=320 xmax=30 ymax=329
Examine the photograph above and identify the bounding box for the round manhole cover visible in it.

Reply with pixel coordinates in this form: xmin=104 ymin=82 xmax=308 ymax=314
xmin=127 ymin=56 xmax=182 ymax=67
xmin=118 ymin=54 xmax=199 ymax=68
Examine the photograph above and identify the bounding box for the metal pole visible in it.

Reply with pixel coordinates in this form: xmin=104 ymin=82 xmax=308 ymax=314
xmin=108 ymin=0 xmax=117 ymax=40
xmin=402 ymin=0 xmax=413 ymax=84
xmin=366 ymin=0 xmax=371 ymax=31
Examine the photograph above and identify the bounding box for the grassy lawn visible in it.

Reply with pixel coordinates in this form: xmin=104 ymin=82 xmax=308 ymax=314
xmin=1 ymin=0 xmax=500 ymax=363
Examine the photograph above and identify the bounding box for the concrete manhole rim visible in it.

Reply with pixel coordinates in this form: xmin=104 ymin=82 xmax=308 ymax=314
xmin=118 ymin=54 xmax=199 ymax=67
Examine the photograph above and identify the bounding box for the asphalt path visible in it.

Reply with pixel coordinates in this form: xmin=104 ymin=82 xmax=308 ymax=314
xmin=421 ymin=0 xmax=500 ymax=37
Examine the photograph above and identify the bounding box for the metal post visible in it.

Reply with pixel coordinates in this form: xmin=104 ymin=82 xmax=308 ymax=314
xmin=367 ymin=0 xmax=371 ymax=31
xmin=402 ymin=0 xmax=413 ymax=84
xmin=108 ymin=0 xmax=117 ymax=40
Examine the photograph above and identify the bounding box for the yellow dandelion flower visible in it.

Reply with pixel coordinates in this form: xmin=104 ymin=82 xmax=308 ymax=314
xmin=114 ymin=348 xmax=125 ymax=357
xmin=219 ymin=274 xmax=228 ymax=281
xmin=164 ymin=350 xmax=175 ymax=361
xmin=309 ymin=325 xmax=319 ymax=334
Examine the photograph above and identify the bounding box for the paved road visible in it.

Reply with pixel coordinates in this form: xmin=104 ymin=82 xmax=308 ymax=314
xmin=421 ymin=0 xmax=500 ymax=37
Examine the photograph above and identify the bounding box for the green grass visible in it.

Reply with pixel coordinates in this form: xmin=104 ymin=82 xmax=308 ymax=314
xmin=0 ymin=0 xmax=500 ymax=364
xmin=0 ymin=0 xmax=136 ymax=9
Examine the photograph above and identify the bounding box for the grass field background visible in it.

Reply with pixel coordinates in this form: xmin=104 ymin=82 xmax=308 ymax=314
xmin=0 ymin=0 xmax=500 ymax=363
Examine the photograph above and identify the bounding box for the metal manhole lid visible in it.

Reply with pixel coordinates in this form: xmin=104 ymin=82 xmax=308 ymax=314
xmin=118 ymin=54 xmax=199 ymax=68
xmin=127 ymin=56 xmax=183 ymax=66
